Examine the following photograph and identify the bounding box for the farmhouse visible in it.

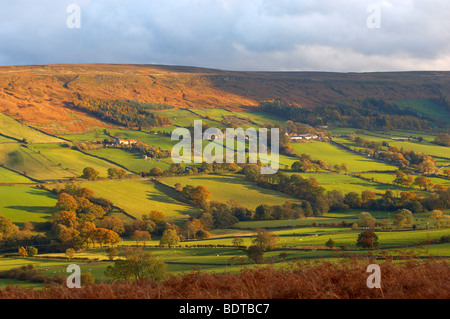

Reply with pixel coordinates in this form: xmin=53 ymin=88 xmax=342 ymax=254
xmin=114 ymin=137 xmax=137 ymax=145
xmin=287 ymin=133 xmax=319 ymax=140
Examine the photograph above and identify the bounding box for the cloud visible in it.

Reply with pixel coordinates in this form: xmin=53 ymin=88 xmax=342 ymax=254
xmin=0 ymin=0 xmax=449 ymax=71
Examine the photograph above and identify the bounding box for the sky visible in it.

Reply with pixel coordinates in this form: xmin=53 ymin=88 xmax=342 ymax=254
xmin=0 ymin=0 xmax=449 ymax=72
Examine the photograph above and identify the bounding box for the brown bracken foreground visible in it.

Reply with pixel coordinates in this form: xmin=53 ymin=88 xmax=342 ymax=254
xmin=0 ymin=260 xmax=449 ymax=299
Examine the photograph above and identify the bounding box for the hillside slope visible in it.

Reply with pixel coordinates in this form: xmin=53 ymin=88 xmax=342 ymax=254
xmin=0 ymin=64 xmax=450 ymax=133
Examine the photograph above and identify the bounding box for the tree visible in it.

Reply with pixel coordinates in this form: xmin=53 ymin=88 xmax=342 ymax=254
xmin=393 ymin=171 xmax=413 ymax=187
xmin=18 ymin=247 xmax=27 ymax=257
xmin=340 ymin=163 xmax=349 ymax=174
xmin=52 ymin=210 xmax=79 ymax=229
xmin=361 ymin=191 xmax=377 ymax=203
xmin=190 ymin=185 xmax=212 ymax=206
xmin=232 ymin=237 xmax=244 ymax=247
xmin=149 ymin=167 xmax=164 ymax=176
xmin=107 ymin=168 xmax=127 ymax=179
xmin=26 ymin=246 xmax=38 ymax=257
xmin=356 ymin=231 xmax=379 ymax=249
xmin=195 ymin=230 xmax=211 ymax=240
xmin=325 ymin=238 xmax=336 ymax=249
xmin=106 ymin=247 xmax=118 ymax=261
xmin=65 ymin=248 xmax=75 ymax=260
xmin=82 ymin=167 xmax=100 ymax=181
xmin=159 ymin=229 xmax=180 ymax=248
xmin=393 ymin=209 xmax=414 ymax=228
xmin=414 ymin=176 xmax=434 ymax=190
xmin=246 ymin=245 xmax=264 ymax=264
xmin=131 ymin=230 xmax=152 ymax=246
xmin=443 ymin=168 xmax=450 ymax=178
xmin=357 ymin=212 xmax=377 ymax=229
xmin=104 ymin=248 xmax=167 ymax=281
xmin=434 ymin=133 xmax=450 ymax=146
xmin=56 ymin=193 xmax=78 ymax=212
xmin=0 ymin=216 xmax=19 ymax=241
xmin=251 ymin=229 xmax=279 ymax=251
xmin=97 ymin=216 xmax=125 ymax=235
xmin=91 ymin=228 xmax=120 ymax=247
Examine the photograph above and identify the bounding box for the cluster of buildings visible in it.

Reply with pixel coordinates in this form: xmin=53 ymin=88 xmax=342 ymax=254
xmin=285 ymin=133 xmax=320 ymax=140
xmin=113 ymin=137 xmax=137 ymax=146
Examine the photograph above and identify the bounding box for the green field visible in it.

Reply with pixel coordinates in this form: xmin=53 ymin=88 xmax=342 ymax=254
xmin=162 ymin=173 xmax=302 ymax=209
xmin=0 ymin=143 xmax=74 ymax=180
xmin=82 ymin=180 xmax=201 ymax=222
xmin=393 ymin=99 xmax=450 ymax=124
xmin=60 ymin=130 xmax=111 ymax=142
xmin=361 ymin=172 xmax=450 ymax=187
xmin=0 ymin=186 xmax=57 ymax=225
xmin=0 ymin=113 xmax=64 ymax=144
xmin=28 ymin=144 xmax=124 ymax=177
xmin=87 ymin=148 xmax=171 ymax=173
xmin=0 ymin=166 xmax=34 ymax=184
xmin=291 ymin=141 xmax=398 ymax=172
xmin=288 ymin=172 xmax=409 ymax=194
xmin=109 ymin=129 xmax=177 ymax=150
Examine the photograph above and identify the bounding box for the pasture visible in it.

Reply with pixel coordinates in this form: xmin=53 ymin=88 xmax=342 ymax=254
xmin=81 ymin=180 xmax=201 ymax=222
xmin=0 ymin=113 xmax=63 ymax=144
xmin=0 ymin=166 xmax=33 ymax=184
xmin=162 ymin=173 xmax=302 ymax=210
xmin=87 ymin=148 xmax=171 ymax=173
xmin=28 ymin=144 xmax=124 ymax=177
xmin=0 ymin=186 xmax=57 ymax=225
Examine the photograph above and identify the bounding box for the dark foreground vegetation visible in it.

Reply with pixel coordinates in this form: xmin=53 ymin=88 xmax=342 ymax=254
xmin=0 ymin=260 xmax=448 ymax=299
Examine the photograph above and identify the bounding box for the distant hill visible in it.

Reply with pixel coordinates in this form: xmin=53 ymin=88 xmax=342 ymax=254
xmin=0 ymin=64 xmax=449 ymax=133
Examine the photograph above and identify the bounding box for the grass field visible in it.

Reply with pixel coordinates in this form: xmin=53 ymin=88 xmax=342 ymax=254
xmin=162 ymin=173 xmax=302 ymax=209
xmin=81 ymin=180 xmax=201 ymax=222
xmin=109 ymin=129 xmax=177 ymax=150
xmin=0 ymin=166 xmax=33 ymax=184
xmin=291 ymin=141 xmax=398 ymax=172
xmin=287 ymin=172 xmax=411 ymax=194
xmin=0 ymin=186 xmax=57 ymax=225
xmin=0 ymin=113 xmax=63 ymax=144
xmin=60 ymin=130 xmax=111 ymax=142
xmin=361 ymin=172 xmax=450 ymax=187
xmin=393 ymin=99 xmax=450 ymax=124
xmin=28 ymin=144 xmax=124 ymax=177
xmin=87 ymin=148 xmax=171 ymax=173
xmin=0 ymin=143 xmax=74 ymax=180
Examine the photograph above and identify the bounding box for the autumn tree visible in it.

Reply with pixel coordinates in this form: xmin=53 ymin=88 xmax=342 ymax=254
xmin=107 ymin=168 xmax=127 ymax=179
xmin=414 ymin=176 xmax=434 ymax=190
xmin=56 ymin=193 xmax=78 ymax=212
xmin=82 ymin=167 xmax=100 ymax=181
xmin=357 ymin=212 xmax=377 ymax=229
xmin=393 ymin=209 xmax=414 ymax=228
xmin=149 ymin=167 xmax=164 ymax=176
xmin=65 ymin=248 xmax=75 ymax=260
xmin=131 ymin=230 xmax=152 ymax=246
xmin=18 ymin=247 xmax=27 ymax=257
xmin=251 ymin=229 xmax=279 ymax=251
xmin=443 ymin=168 xmax=450 ymax=177
xmin=190 ymin=185 xmax=212 ymax=206
xmin=356 ymin=231 xmax=379 ymax=249
xmin=0 ymin=216 xmax=19 ymax=241
xmin=159 ymin=229 xmax=180 ymax=248
xmin=52 ymin=210 xmax=79 ymax=230
xmin=97 ymin=216 xmax=125 ymax=235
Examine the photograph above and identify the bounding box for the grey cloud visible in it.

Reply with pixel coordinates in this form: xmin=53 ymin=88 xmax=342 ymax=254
xmin=0 ymin=0 xmax=449 ymax=71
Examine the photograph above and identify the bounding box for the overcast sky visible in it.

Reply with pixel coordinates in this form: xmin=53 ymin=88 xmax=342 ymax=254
xmin=0 ymin=0 xmax=449 ymax=72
